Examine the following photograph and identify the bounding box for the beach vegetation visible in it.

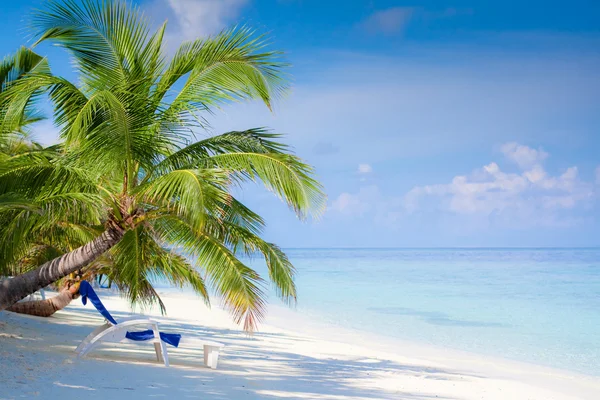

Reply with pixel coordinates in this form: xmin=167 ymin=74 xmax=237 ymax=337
xmin=0 ymin=0 xmax=325 ymax=331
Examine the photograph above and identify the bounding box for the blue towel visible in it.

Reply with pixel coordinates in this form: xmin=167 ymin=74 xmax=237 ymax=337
xmin=79 ymin=281 xmax=181 ymax=347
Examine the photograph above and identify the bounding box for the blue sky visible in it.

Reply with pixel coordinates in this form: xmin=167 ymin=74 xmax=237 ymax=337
xmin=2 ymin=0 xmax=600 ymax=247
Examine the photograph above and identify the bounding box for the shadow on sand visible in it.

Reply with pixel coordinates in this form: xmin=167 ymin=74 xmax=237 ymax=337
xmin=0 ymin=305 xmax=477 ymax=399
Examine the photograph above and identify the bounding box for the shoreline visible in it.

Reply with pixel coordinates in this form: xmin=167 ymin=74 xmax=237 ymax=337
xmin=157 ymin=287 xmax=600 ymax=379
xmin=265 ymin=303 xmax=600 ymax=396
xmin=267 ymin=302 xmax=600 ymax=378
xmin=150 ymin=288 xmax=600 ymax=398
xmin=0 ymin=288 xmax=599 ymax=399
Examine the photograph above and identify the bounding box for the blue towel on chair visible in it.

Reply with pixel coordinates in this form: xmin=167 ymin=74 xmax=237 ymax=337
xmin=79 ymin=281 xmax=181 ymax=347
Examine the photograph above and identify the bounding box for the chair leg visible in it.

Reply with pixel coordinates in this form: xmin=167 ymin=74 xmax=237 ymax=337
xmin=151 ymin=323 xmax=169 ymax=367
xmin=76 ymin=323 xmax=111 ymax=356
xmin=154 ymin=342 xmax=163 ymax=363
xmin=160 ymin=340 xmax=169 ymax=367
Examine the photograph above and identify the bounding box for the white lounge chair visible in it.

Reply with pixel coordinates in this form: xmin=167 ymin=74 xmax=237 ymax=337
xmin=75 ymin=316 xmax=170 ymax=366
xmin=76 ymin=281 xmax=225 ymax=368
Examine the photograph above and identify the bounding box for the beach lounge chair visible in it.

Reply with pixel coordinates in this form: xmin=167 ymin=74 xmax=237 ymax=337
xmin=75 ymin=281 xmax=224 ymax=368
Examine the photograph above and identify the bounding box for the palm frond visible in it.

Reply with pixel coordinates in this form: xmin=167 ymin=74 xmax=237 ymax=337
xmin=0 ymin=161 xmax=100 ymax=199
xmin=156 ymin=216 xmax=266 ymax=331
xmin=0 ymin=208 xmax=101 ymax=275
xmin=135 ymin=168 xmax=231 ymax=229
xmin=203 ymin=216 xmax=296 ymax=305
xmin=149 ymin=129 xmax=326 ymax=220
xmin=108 ymin=225 xmax=209 ymax=313
xmin=149 ymin=128 xmax=288 ymax=177
xmin=32 ymin=0 xmax=151 ymax=89
xmin=0 ymin=192 xmax=40 ymax=213
xmin=203 ymin=152 xmax=326 ymax=220
xmin=0 ymin=46 xmax=48 ymax=93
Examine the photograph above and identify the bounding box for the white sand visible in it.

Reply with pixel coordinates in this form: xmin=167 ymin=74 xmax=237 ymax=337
xmin=0 ymin=289 xmax=599 ymax=400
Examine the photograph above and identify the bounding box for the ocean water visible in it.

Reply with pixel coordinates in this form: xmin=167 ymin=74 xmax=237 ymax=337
xmin=243 ymin=248 xmax=600 ymax=376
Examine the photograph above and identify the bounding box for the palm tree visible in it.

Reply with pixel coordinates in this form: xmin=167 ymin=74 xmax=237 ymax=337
xmin=0 ymin=46 xmax=48 ymax=158
xmin=0 ymin=46 xmax=84 ymax=317
xmin=0 ymin=0 xmax=325 ymax=331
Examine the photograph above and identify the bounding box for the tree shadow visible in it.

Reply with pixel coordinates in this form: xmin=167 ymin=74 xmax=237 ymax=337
xmin=0 ymin=306 xmax=480 ymax=400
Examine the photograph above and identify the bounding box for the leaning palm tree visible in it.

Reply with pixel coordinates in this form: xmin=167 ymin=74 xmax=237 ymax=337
xmin=0 ymin=0 xmax=325 ymax=331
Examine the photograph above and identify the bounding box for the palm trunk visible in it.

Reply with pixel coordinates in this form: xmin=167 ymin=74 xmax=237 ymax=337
xmin=0 ymin=226 xmax=124 ymax=311
xmin=7 ymin=282 xmax=80 ymax=317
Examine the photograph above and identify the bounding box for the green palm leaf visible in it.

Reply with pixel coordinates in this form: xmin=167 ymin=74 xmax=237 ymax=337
xmin=203 ymin=152 xmax=326 ymax=220
xmin=136 ymin=168 xmax=231 ymax=229
xmin=156 ymin=216 xmax=266 ymax=331
xmin=32 ymin=0 xmax=150 ymax=88
xmin=0 ymin=0 xmax=324 ymax=330
xmin=109 ymin=225 xmax=209 ymax=313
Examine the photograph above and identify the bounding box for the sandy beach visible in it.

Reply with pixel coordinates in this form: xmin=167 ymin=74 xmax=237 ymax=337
xmin=0 ymin=289 xmax=598 ymax=400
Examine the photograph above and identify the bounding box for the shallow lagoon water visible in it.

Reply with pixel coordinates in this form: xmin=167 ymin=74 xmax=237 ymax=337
xmin=250 ymin=248 xmax=600 ymax=375
xmin=157 ymin=248 xmax=600 ymax=375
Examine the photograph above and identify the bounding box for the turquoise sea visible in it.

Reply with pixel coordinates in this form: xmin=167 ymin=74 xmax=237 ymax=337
xmin=243 ymin=248 xmax=600 ymax=376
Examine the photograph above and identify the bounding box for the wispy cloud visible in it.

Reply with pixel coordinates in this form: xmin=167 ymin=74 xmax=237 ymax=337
xmin=331 ymin=186 xmax=378 ymax=216
xmin=356 ymin=163 xmax=374 ymax=182
xmin=329 ymin=185 xmax=404 ymax=227
xmin=360 ymin=7 xmax=414 ymax=35
xmin=358 ymin=163 xmax=373 ymax=174
xmin=147 ymin=0 xmax=248 ymax=44
xmin=500 ymin=142 xmax=548 ymax=169
xmin=360 ymin=7 xmax=472 ymax=35
xmin=204 ymin=43 xmax=600 ymax=170
xmin=30 ymin=120 xmax=60 ymax=146
xmin=428 ymin=8 xmax=474 ymax=19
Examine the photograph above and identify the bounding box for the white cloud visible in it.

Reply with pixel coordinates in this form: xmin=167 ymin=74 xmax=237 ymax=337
xmin=359 ymin=7 xmax=470 ymax=36
xmin=361 ymin=7 xmax=414 ymax=35
xmin=523 ymin=164 xmax=546 ymax=184
xmin=500 ymin=142 xmax=548 ymax=169
xmin=404 ymin=143 xmax=596 ymax=227
xmin=358 ymin=163 xmax=373 ymax=174
xmin=330 ymin=186 xmax=378 ymax=216
xmin=148 ymin=0 xmax=248 ymax=43
xmin=329 ymin=186 xmax=404 ymax=225
xmin=30 ymin=120 xmax=61 ymax=146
